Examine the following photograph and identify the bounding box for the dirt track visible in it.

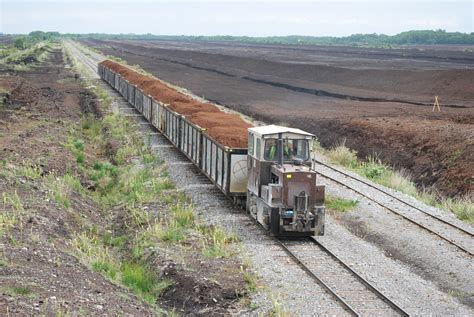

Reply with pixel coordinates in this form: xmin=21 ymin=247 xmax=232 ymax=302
xmin=83 ymin=39 xmax=474 ymax=197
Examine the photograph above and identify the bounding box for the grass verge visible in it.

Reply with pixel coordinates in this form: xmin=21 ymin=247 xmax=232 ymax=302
xmin=321 ymin=141 xmax=473 ymax=224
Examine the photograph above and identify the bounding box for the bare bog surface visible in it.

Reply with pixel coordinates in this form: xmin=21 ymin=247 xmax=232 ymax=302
xmin=100 ymin=60 xmax=251 ymax=148
xmin=86 ymin=39 xmax=474 ymax=197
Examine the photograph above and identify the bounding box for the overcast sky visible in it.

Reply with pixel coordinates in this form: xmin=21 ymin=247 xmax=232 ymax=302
xmin=1 ymin=0 xmax=473 ymax=36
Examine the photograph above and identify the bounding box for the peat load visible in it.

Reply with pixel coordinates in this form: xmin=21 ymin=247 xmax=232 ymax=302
xmin=99 ymin=60 xmax=251 ymax=148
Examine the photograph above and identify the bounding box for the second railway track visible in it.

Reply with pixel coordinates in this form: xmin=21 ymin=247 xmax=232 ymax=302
xmin=312 ymin=158 xmax=474 ymax=256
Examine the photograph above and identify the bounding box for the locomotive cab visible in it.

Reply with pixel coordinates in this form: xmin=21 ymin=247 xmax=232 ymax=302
xmin=246 ymin=125 xmax=325 ymax=236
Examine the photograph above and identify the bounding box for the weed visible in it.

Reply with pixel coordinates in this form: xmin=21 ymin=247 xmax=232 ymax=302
xmin=132 ymin=246 xmax=145 ymax=258
xmin=200 ymin=225 xmax=239 ymax=258
xmin=73 ymin=138 xmax=85 ymax=151
xmin=326 ymin=196 xmax=358 ymax=212
xmin=121 ymin=262 xmax=172 ymax=303
xmin=439 ymin=195 xmax=473 ymax=225
xmin=76 ymin=153 xmax=85 ymax=164
xmin=45 ymin=175 xmax=72 ymax=208
xmin=2 ymin=191 xmax=24 ymax=212
xmin=13 ymin=286 xmax=33 ymax=296
xmin=9 ymin=235 xmax=20 ymax=246
xmin=102 ymin=233 xmax=127 ymax=248
xmin=242 ymin=269 xmax=257 ymax=293
xmin=92 ymin=260 xmax=117 ymax=280
xmin=154 ymin=222 xmax=185 ymax=242
xmin=80 ymin=114 xmax=102 ymax=139
xmin=327 ymin=141 xmax=358 ymax=168
xmin=171 ymin=204 xmax=194 ymax=227
xmin=0 ymin=258 xmax=8 ymax=267
xmin=62 ymin=173 xmax=84 ymax=194
xmin=15 ymin=162 xmax=42 ymax=180
xmin=269 ymin=298 xmax=289 ymax=317
xmin=1 ymin=191 xmax=24 ymax=236
xmin=0 ymin=213 xmax=17 ymax=237
xmin=115 ymin=146 xmax=136 ymax=165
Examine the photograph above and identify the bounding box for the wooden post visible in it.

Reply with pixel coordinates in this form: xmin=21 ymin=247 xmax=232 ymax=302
xmin=432 ymin=96 xmax=441 ymax=112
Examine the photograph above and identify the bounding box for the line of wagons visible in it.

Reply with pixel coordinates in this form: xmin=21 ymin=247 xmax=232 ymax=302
xmin=98 ymin=64 xmax=249 ymax=205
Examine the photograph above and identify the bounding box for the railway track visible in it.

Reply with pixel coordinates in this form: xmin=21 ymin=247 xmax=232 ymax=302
xmin=64 ymin=40 xmax=104 ymax=78
xmin=279 ymin=237 xmax=409 ymax=316
xmin=312 ymin=158 xmax=474 ymax=256
xmin=69 ymin=41 xmax=412 ymax=316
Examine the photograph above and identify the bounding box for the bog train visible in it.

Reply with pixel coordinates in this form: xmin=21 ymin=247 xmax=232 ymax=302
xmin=98 ymin=61 xmax=325 ymax=237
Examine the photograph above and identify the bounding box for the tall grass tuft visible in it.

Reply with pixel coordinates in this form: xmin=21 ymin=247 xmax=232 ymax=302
xmin=326 ymin=141 xmax=358 ymax=168
xmin=326 ymin=196 xmax=358 ymax=212
xmin=121 ymin=263 xmax=172 ymax=303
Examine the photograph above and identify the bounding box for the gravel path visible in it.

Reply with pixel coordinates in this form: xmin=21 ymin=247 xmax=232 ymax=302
xmin=69 ymin=41 xmax=473 ymax=316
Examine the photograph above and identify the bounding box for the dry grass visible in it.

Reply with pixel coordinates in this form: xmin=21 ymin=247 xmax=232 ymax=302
xmin=324 ymin=143 xmax=473 ymax=224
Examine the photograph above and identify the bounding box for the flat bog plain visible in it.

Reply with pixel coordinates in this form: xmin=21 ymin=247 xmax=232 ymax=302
xmin=83 ymin=39 xmax=474 ymax=197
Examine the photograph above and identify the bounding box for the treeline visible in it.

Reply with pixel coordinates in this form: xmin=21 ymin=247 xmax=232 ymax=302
xmin=13 ymin=31 xmax=59 ymax=49
xmin=64 ymin=30 xmax=474 ymax=45
xmin=4 ymin=30 xmax=474 ymax=46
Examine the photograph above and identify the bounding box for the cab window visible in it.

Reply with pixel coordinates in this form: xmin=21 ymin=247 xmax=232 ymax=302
xmin=264 ymin=139 xmax=309 ymax=161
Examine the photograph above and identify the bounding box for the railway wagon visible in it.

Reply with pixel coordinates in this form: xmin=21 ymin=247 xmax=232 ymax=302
xmin=98 ymin=62 xmax=325 ymax=237
xmin=98 ymin=63 xmax=249 ymax=203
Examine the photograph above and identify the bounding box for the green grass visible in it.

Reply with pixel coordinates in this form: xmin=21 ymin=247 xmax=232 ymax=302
xmin=154 ymin=222 xmax=185 ymax=242
xmin=13 ymin=286 xmax=33 ymax=296
xmin=45 ymin=175 xmax=72 ymax=208
xmin=326 ymin=196 xmax=358 ymax=212
xmin=73 ymin=138 xmax=84 ymax=151
xmin=242 ymin=270 xmax=257 ymax=293
xmin=121 ymin=263 xmax=172 ymax=304
xmin=92 ymin=260 xmax=117 ymax=280
xmin=200 ymin=225 xmax=239 ymax=258
xmin=171 ymin=204 xmax=194 ymax=227
xmin=0 ymin=161 xmax=43 ymax=181
xmin=102 ymin=233 xmax=127 ymax=248
xmin=1 ymin=191 xmax=25 ymax=236
xmin=2 ymin=191 xmax=24 ymax=212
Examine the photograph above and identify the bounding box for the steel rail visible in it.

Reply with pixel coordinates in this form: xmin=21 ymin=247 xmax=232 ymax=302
xmin=276 ymin=239 xmax=360 ymax=316
xmin=309 ymin=237 xmax=410 ymax=316
xmin=312 ymin=159 xmax=473 ymax=256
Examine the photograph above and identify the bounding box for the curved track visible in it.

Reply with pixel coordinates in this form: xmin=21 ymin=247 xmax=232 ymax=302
xmin=312 ymin=158 xmax=474 ymax=256
xmin=69 ymin=41 xmax=413 ymax=316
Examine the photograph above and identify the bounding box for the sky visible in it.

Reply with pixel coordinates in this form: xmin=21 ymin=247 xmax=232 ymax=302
xmin=1 ymin=0 xmax=473 ymax=36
